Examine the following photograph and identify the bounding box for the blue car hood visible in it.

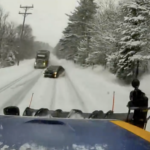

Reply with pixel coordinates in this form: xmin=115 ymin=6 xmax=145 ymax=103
xmin=0 ymin=115 xmax=150 ymax=150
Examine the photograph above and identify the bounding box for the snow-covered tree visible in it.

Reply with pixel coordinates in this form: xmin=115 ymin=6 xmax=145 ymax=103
xmin=115 ymin=0 xmax=150 ymax=83
xmin=0 ymin=5 xmax=52 ymax=68
xmin=86 ymin=51 xmax=102 ymax=66
xmin=74 ymin=0 xmax=97 ymax=64
xmin=55 ymin=0 xmax=97 ymax=61
xmin=74 ymin=39 xmax=89 ymax=64
xmin=60 ymin=33 xmax=80 ymax=60
xmin=85 ymin=0 xmax=122 ymax=67
xmin=106 ymin=52 xmax=119 ymax=74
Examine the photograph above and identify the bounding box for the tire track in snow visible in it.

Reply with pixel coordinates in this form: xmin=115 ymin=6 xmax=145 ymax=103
xmin=0 ymin=69 xmax=35 ymax=93
xmin=65 ymin=74 xmax=88 ymax=112
xmin=17 ymin=74 xmax=56 ymax=114
xmin=49 ymin=79 xmax=57 ymax=110
xmin=0 ymin=71 xmax=42 ymax=111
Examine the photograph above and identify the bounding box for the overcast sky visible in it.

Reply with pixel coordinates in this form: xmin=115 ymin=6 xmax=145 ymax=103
xmin=0 ymin=0 xmax=78 ymax=47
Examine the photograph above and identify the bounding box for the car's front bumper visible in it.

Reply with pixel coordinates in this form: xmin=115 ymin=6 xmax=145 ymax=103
xmin=35 ymin=64 xmax=46 ymax=68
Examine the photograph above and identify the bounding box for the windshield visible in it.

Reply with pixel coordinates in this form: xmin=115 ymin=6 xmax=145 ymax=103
xmin=37 ymin=54 xmax=46 ymax=59
xmin=0 ymin=0 xmax=150 ymax=149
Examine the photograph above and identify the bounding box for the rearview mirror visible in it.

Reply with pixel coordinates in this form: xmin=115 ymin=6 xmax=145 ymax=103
xmin=3 ymin=106 xmax=20 ymax=116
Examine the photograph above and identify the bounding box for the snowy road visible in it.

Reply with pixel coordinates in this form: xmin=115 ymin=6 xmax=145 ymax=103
xmin=0 ymin=57 xmax=90 ymax=115
xmin=0 ymin=55 xmax=149 ymax=132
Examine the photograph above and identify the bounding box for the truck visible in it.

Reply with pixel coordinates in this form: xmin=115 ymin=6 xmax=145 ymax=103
xmin=34 ymin=50 xmax=50 ymax=69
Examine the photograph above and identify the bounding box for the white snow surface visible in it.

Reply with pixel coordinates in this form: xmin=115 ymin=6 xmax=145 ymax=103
xmin=1 ymin=143 xmax=106 ymax=150
xmin=0 ymin=55 xmax=149 ymax=133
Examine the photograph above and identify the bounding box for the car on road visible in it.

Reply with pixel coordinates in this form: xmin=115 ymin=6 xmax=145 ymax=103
xmin=44 ymin=65 xmax=65 ymax=78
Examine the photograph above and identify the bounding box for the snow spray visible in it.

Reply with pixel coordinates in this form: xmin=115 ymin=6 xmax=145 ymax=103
xmin=112 ymin=92 xmax=115 ymax=112
xmin=29 ymin=93 xmax=34 ymax=108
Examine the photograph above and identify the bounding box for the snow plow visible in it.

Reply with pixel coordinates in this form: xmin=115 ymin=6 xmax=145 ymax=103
xmin=0 ymin=78 xmax=150 ymax=149
xmin=1 ymin=106 xmax=150 ymax=150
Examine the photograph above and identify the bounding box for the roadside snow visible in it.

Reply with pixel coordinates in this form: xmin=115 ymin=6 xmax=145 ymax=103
xmin=0 ymin=59 xmax=35 ymax=88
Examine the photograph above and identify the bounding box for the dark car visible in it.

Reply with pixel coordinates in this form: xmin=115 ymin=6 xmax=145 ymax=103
xmin=44 ymin=65 xmax=65 ymax=78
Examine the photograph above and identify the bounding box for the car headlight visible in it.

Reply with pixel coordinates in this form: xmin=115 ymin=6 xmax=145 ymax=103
xmin=54 ymin=72 xmax=57 ymax=75
xmin=43 ymin=62 xmax=46 ymax=66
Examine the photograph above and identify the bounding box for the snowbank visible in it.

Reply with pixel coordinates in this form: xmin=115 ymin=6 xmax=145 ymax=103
xmin=0 ymin=59 xmax=34 ymax=88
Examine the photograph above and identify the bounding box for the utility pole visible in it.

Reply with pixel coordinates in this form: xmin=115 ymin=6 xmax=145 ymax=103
xmin=19 ymin=5 xmax=34 ymax=39
xmin=17 ymin=5 xmax=33 ymax=66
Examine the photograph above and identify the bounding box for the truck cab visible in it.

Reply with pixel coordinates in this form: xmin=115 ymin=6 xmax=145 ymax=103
xmin=34 ymin=50 xmax=50 ymax=69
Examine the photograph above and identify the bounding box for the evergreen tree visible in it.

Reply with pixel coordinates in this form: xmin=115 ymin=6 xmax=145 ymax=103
xmin=106 ymin=52 xmax=119 ymax=74
xmin=74 ymin=0 xmax=97 ymax=64
xmin=116 ymin=0 xmax=150 ymax=83
xmin=57 ymin=0 xmax=97 ymax=61
xmin=74 ymin=39 xmax=88 ymax=64
xmin=85 ymin=0 xmax=122 ymax=67
xmin=59 ymin=28 xmax=80 ymax=60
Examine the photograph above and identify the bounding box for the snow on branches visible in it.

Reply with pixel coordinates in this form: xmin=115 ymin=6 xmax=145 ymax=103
xmin=113 ymin=0 xmax=150 ymax=83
